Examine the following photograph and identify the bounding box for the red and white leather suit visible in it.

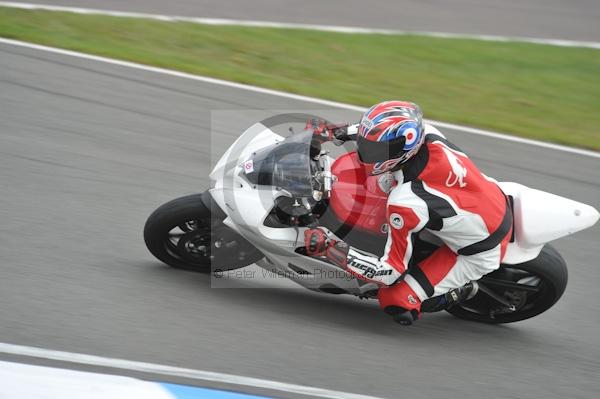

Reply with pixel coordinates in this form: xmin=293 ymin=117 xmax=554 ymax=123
xmin=343 ymin=124 xmax=513 ymax=312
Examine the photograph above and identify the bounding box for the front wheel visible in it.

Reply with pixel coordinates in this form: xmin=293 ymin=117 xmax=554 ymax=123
xmin=143 ymin=193 xmax=263 ymax=272
xmin=446 ymin=244 xmax=568 ymax=324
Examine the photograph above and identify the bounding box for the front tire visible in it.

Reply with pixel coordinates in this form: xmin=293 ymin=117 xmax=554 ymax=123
xmin=144 ymin=193 xmax=263 ymax=272
xmin=446 ymin=244 xmax=568 ymax=324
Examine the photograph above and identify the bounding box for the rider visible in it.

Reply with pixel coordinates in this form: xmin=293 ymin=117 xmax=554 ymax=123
xmin=304 ymin=101 xmax=513 ymax=325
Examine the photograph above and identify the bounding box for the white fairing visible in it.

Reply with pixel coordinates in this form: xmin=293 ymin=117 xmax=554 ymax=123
xmin=208 ymin=123 xmax=370 ymax=294
xmin=209 ymin=124 xmax=299 ymax=245
xmin=499 ymin=182 xmax=600 ymax=264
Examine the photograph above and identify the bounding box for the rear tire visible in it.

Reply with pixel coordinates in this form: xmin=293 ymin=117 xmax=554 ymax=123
xmin=144 ymin=193 xmax=263 ymax=272
xmin=446 ymin=244 xmax=568 ymax=324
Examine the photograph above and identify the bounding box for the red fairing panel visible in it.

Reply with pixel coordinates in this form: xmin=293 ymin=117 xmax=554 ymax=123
xmin=329 ymin=152 xmax=391 ymax=234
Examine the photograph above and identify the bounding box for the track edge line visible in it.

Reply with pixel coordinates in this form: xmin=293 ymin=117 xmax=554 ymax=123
xmin=0 ymin=342 xmax=386 ymax=399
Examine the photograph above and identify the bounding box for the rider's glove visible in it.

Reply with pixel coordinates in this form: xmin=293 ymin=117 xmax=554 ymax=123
xmin=306 ymin=119 xmax=349 ymax=143
xmin=331 ymin=125 xmax=352 ymax=142
xmin=304 ymin=228 xmax=329 ymax=256
xmin=304 ymin=228 xmax=350 ymax=268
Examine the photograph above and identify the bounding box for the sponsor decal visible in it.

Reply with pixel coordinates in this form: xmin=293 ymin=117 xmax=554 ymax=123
xmin=243 ymin=159 xmax=254 ymax=174
xmin=361 ymin=117 xmax=374 ymax=132
xmin=389 ymin=213 xmax=404 ymax=229
xmin=377 ymin=172 xmax=395 ymax=193
xmin=443 ymin=147 xmax=468 ymax=188
xmin=380 ymin=223 xmax=389 ymax=234
xmin=347 ymin=258 xmax=392 ymax=279
xmin=408 ymin=294 xmax=418 ymax=305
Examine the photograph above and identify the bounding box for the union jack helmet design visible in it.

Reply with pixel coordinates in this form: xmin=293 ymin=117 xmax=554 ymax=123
xmin=357 ymin=101 xmax=425 ymax=175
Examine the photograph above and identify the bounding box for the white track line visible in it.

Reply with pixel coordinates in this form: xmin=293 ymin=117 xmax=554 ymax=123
xmin=1 ymin=1 xmax=600 ymax=50
xmin=0 ymin=342 xmax=384 ymax=399
xmin=1 ymin=37 xmax=598 ymax=159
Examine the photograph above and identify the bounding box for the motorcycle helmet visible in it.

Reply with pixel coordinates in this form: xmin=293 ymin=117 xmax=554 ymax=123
xmin=356 ymin=101 xmax=425 ymax=175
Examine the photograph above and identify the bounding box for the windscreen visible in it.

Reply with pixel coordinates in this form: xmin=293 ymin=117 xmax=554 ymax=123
xmin=243 ymin=130 xmax=315 ymax=197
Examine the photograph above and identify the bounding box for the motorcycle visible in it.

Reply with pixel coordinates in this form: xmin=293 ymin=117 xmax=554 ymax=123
xmin=144 ymin=116 xmax=599 ymax=324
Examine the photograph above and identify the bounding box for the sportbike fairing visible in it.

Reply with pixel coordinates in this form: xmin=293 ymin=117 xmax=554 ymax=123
xmin=242 ymin=130 xmax=317 ymax=198
xmin=209 ymin=124 xmax=371 ymax=292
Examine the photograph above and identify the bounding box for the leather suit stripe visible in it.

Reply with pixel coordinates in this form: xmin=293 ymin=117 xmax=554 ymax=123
xmin=407 ymin=265 xmax=435 ymax=297
xmin=411 ymin=180 xmax=457 ymax=230
xmin=458 ymin=197 xmax=513 ymax=256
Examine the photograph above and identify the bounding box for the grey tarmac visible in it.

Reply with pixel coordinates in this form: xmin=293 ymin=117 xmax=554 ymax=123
xmin=0 ymin=42 xmax=599 ymax=399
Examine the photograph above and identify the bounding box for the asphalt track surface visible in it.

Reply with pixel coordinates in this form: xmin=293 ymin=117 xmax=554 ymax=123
xmin=8 ymin=0 xmax=600 ymax=42
xmin=1 ymin=42 xmax=600 ymax=399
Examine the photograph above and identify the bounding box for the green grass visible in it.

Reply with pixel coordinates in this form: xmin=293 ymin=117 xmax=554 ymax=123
xmin=1 ymin=8 xmax=599 ymax=150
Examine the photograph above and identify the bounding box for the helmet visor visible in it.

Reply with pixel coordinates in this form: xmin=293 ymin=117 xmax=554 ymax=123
xmin=356 ymin=135 xmax=407 ymax=164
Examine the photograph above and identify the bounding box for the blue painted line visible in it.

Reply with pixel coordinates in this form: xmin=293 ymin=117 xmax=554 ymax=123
xmin=161 ymin=383 xmax=277 ymax=399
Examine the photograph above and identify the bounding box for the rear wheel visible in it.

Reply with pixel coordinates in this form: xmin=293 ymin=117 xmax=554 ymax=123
xmin=143 ymin=193 xmax=263 ymax=272
xmin=446 ymin=244 xmax=567 ymax=323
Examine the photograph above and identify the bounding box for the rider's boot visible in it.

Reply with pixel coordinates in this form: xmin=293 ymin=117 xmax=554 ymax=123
xmin=421 ymin=282 xmax=479 ymax=313
xmin=378 ymin=281 xmax=422 ymax=326
xmin=383 ymin=306 xmax=420 ymax=325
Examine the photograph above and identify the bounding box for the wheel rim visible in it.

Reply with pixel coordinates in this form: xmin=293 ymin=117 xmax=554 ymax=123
xmin=163 ymin=219 xmax=257 ymax=267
